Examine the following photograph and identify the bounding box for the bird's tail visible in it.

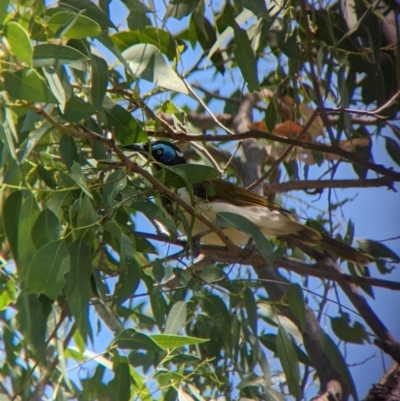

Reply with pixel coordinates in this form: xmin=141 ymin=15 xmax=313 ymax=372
xmin=318 ymin=234 xmax=369 ymax=265
xmin=285 ymin=224 xmax=369 ymax=265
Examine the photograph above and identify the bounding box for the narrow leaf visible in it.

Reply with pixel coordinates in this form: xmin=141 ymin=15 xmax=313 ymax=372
xmin=150 ymin=334 xmax=208 ymax=349
xmin=319 ymin=329 xmax=358 ymax=401
xmin=276 ymin=326 xmax=301 ymax=399
xmin=3 ymin=191 xmax=22 ymax=263
xmin=164 ymin=301 xmax=187 ymax=335
xmin=244 ymin=288 xmax=258 ymax=335
xmin=64 ymin=241 xmax=93 ymax=341
xmin=287 ymin=284 xmax=306 ymax=333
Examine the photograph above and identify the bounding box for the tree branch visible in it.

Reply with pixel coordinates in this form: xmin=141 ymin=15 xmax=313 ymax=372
xmin=154 ymin=130 xmax=400 ymax=181
xmin=264 ymin=176 xmax=395 ymax=193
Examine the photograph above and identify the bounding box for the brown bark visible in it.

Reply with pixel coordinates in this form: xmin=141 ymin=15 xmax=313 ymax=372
xmin=364 ymin=363 xmax=400 ymax=401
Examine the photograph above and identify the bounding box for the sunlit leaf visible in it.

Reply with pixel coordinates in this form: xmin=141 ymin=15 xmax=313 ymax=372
xmin=150 ymin=334 xmax=209 ymax=349
xmin=164 ymin=301 xmax=187 ymax=335
xmin=5 ymin=21 xmax=33 ymax=65
xmin=122 ymin=43 xmax=188 ymax=94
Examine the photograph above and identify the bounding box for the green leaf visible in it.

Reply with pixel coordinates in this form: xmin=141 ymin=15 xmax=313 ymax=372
xmin=150 ymin=287 xmax=167 ymax=330
xmin=18 ymin=195 xmax=41 ymax=280
xmin=74 ymin=194 xmax=99 ymax=244
xmin=91 ymin=54 xmax=108 ymax=112
xmin=33 ymin=44 xmax=89 ymax=68
xmin=384 ymin=136 xmax=400 ymax=167
xmin=191 ymin=13 xmax=224 ymax=73
xmin=109 ymin=354 xmax=131 ymax=401
xmin=217 ymin=212 xmax=274 ymax=266
xmin=102 ymin=96 xmax=147 ymax=144
xmin=132 ymin=197 xmax=178 ymax=237
xmin=276 ymin=326 xmax=301 ymax=399
xmin=236 ymin=0 xmax=270 ymax=20
xmin=122 ymin=43 xmax=188 ymax=94
xmin=60 ymin=95 xmax=98 ymax=122
xmin=150 ymin=287 xmax=166 ymax=329
xmin=164 ymin=0 xmax=200 ymax=20
xmin=59 ymin=0 xmax=116 ymax=30
xmin=319 ymin=328 xmax=358 ymax=401
xmin=222 ymin=4 xmax=259 ymax=91
xmin=3 ymin=191 xmax=23 ymax=263
xmin=287 ymin=284 xmax=306 ymax=333
xmin=71 ymin=162 xmax=92 ymax=199
xmin=157 ymin=164 xmax=220 ymax=188
xmin=277 ymin=29 xmax=307 ymax=62
xmin=5 ymin=21 xmax=33 ymax=66
xmin=48 ymin=190 xmax=73 ymax=219
xmin=236 ymin=373 xmax=264 ymax=390
xmin=48 ymin=11 xmax=102 ymax=39
xmin=0 ymin=279 xmax=17 ymax=311
xmin=259 ymin=334 xmax=312 ymax=366
xmin=26 ymin=240 xmax=71 ymax=300
xmin=202 ymin=294 xmax=231 ymax=326
xmin=0 ymin=0 xmax=9 ymax=25
xmin=31 ymin=208 xmax=60 ymax=249
xmin=16 ymin=292 xmax=53 ymax=353
xmin=357 ymin=239 xmax=399 ymax=260
xmin=111 ymin=28 xmax=185 ymax=61
xmin=102 ymin=169 xmax=127 ymax=207
xmin=60 ymin=135 xmax=79 ymax=171
xmin=164 ymin=301 xmax=187 ymax=335
xmin=2 ymin=68 xmax=58 ymax=103
xmin=150 ymin=334 xmax=208 ymax=349
xmin=0 ymin=98 xmax=18 ymax=162
xmin=97 ymin=32 xmax=138 ymax=79
xmin=198 ymin=266 xmax=224 ymax=283
xmin=112 ymin=255 xmax=141 ymax=307
xmin=152 ymin=258 xmax=165 ymax=283
xmin=330 ymin=313 xmax=368 ymax=344
xmin=244 ymin=288 xmax=258 ymax=335
xmin=115 ymin=329 xmax=163 ymax=351
xmin=64 ymin=241 xmax=93 ymax=341
xmin=43 ymin=66 xmax=67 ymax=111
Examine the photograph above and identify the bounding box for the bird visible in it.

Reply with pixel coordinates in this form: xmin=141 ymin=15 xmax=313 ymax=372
xmin=124 ymin=140 xmax=369 ymax=265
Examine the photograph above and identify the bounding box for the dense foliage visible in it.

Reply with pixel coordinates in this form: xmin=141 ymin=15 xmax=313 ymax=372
xmin=0 ymin=0 xmax=399 ymax=400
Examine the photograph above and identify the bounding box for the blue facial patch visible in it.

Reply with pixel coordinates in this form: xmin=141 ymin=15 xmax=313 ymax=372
xmin=152 ymin=143 xmax=176 ymax=163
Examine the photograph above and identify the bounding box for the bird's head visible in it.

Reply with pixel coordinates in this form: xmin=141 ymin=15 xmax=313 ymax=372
xmin=123 ymin=141 xmax=186 ymax=166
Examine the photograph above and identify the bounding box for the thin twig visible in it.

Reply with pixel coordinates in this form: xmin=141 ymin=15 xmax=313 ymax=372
xmin=183 ymin=78 xmax=236 ymax=136
xmin=190 ymin=141 xmax=223 ymax=174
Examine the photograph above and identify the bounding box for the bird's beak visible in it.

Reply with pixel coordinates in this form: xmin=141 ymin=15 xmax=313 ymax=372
xmin=123 ymin=143 xmax=149 ymax=156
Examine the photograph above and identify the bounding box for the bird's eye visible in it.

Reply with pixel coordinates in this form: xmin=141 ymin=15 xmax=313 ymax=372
xmin=156 ymin=149 xmax=163 ymax=155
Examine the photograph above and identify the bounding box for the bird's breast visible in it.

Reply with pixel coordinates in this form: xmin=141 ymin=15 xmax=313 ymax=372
xmin=173 ymin=187 xmax=300 ymax=246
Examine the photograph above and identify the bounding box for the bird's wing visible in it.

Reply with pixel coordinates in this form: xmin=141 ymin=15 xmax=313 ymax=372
xmin=193 ymin=179 xmax=292 ymax=215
